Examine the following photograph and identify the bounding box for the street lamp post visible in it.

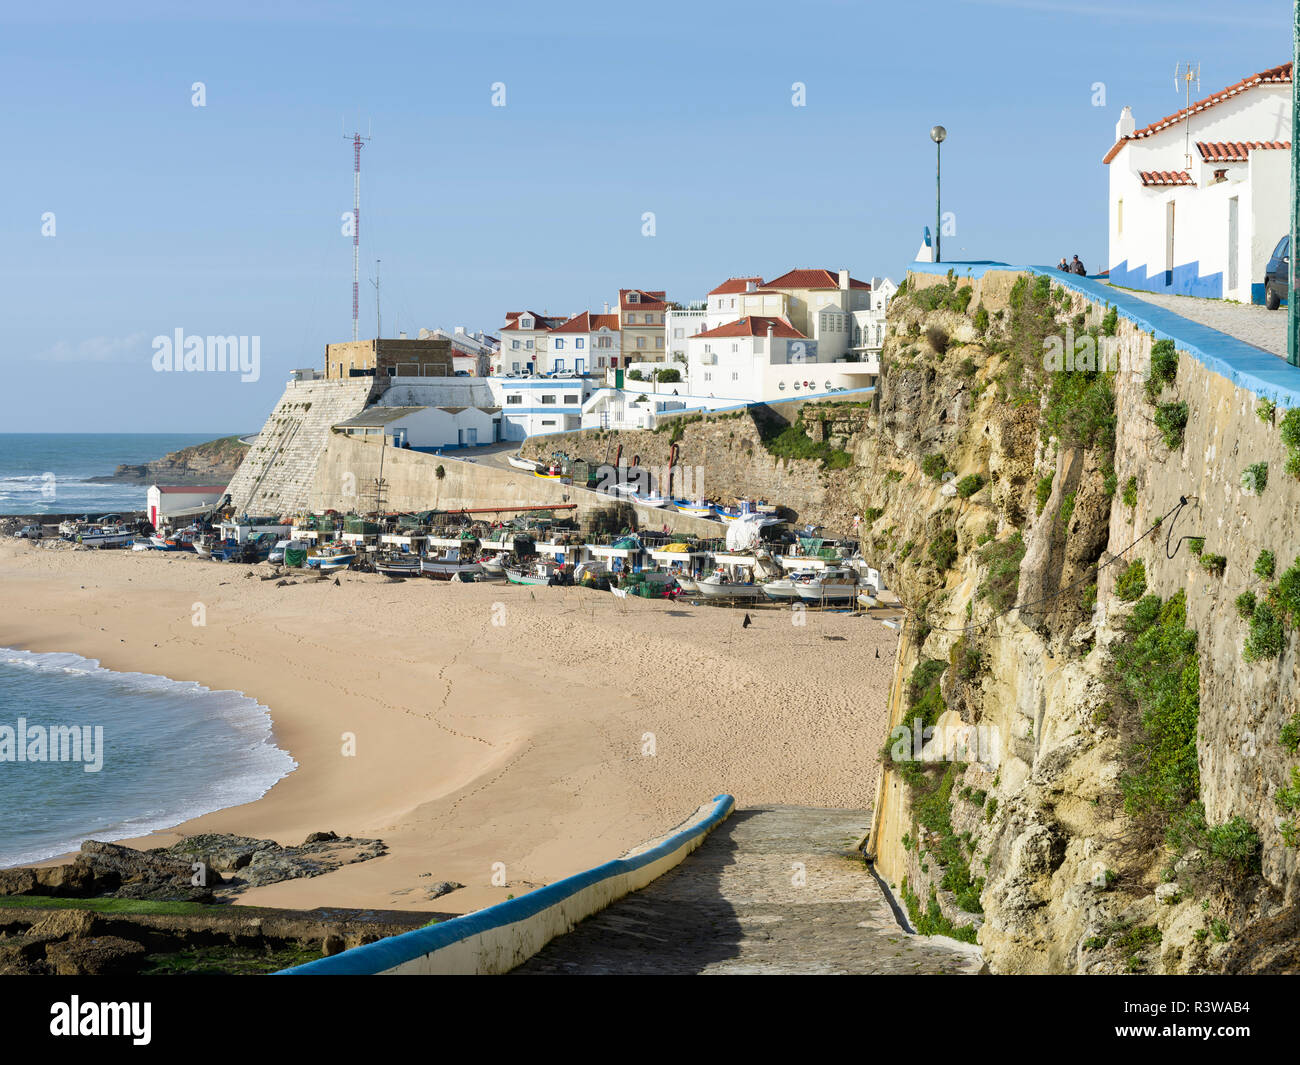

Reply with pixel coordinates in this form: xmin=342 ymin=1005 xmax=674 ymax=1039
xmin=931 ymin=125 xmax=947 ymax=264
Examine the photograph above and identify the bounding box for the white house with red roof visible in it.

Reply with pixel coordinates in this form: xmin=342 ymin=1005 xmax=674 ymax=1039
xmin=546 ymin=311 xmax=622 ymax=374
xmin=704 ymin=276 xmax=765 ymax=330
xmin=684 ymin=314 xmax=871 ymax=400
xmin=1104 ymin=61 xmax=1292 ymax=303
xmin=496 ymin=310 xmax=566 ymax=374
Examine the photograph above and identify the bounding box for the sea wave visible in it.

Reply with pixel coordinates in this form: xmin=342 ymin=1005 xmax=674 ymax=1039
xmin=0 ymin=648 xmax=297 ymax=867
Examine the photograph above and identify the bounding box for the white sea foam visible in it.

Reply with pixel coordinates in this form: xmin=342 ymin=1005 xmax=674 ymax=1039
xmin=0 ymin=648 xmax=297 ymax=867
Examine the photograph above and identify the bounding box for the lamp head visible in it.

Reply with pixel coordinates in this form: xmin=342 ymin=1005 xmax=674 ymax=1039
xmin=930 ymin=125 xmax=947 ymax=143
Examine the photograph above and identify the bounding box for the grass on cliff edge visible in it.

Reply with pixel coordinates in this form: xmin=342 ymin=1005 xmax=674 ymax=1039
xmin=0 ymin=896 xmax=247 ymax=915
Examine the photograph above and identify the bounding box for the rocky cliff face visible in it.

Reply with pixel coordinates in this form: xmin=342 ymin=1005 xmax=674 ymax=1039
xmin=89 ymin=435 xmax=248 ymax=484
xmin=865 ymin=268 xmax=1299 ymax=975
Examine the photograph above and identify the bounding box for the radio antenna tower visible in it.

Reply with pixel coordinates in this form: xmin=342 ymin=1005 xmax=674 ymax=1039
xmin=344 ymin=120 xmax=372 ymax=341
xmin=1173 ymin=62 xmax=1201 ymax=169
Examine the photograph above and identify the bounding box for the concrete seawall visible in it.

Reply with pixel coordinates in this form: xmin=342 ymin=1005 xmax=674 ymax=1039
xmin=306 ymin=434 xmax=726 ymax=535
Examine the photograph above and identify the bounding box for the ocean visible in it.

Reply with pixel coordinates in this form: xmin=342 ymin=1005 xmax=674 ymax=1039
xmin=0 ymin=649 xmax=296 ymax=868
xmin=0 ymin=433 xmax=226 ymax=516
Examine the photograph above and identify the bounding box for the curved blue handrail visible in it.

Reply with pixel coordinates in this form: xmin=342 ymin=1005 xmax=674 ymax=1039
xmin=276 ymin=793 xmax=735 ymax=975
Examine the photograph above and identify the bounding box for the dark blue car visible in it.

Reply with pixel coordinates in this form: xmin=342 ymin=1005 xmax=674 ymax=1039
xmin=1265 ymin=235 xmax=1290 ymax=309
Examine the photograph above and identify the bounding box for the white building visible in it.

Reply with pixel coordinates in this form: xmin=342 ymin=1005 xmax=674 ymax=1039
xmin=334 ymin=405 xmax=500 ymax=450
xmin=496 ymin=311 xmax=565 ymax=375
xmin=664 ymin=304 xmax=707 ymax=364
xmin=684 ymin=315 xmax=869 ymax=399
xmin=147 ymin=484 xmax=228 ymax=529
xmin=1104 ymin=61 xmax=1292 ymax=303
xmin=546 ymin=311 xmax=622 ymax=375
xmin=703 ymin=276 xmax=764 ymax=330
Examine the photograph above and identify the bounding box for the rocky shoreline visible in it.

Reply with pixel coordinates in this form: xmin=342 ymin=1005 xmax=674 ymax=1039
xmin=0 ymin=831 xmax=428 ymax=975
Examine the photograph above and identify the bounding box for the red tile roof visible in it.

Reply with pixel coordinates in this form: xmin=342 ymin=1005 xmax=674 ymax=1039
xmin=1139 ymin=170 xmax=1195 ymax=187
xmin=619 ymin=289 xmax=667 ymax=311
xmin=500 ymin=311 xmax=555 ymax=332
xmin=694 ymin=315 xmax=806 ymax=340
xmin=1103 ymin=62 xmax=1292 ymax=164
xmin=551 ymin=311 xmax=622 ymax=334
xmin=708 ymin=276 xmax=765 ymax=296
xmin=155 ymin=485 xmax=227 ymax=494
xmin=1196 ymin=139 xmax=1291 ymax=161
xmin=763 ymin=268 xmax=870 ymax=291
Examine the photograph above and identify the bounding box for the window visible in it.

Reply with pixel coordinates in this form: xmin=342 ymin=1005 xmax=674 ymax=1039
xmin=656 ymin=337 xmax=664 ymax=349
xmin=627 ymin=292 xmax=639 ymax=303
xmin=598 ymin=356 xmax=607 ymax=367
xmin=575 ymin=338 xmax=584 ymax=349
xmin=520 ymin=317 xmax=533 ymax=329
xmin=511 ymin=340 xmax=520 ymax=350
xmin=636 ymin=337 xmax=646 ymax=348
xmin=673 ymin=328 xmax=684 ymax=339
xmin=525 ymin=340 xmax=533 ymax=350
xmin=512 ymin=361 xmax=520 ymax=372
xmin=541 ymin=394 xmax=557 ymax=404
xmin=554 ymin=359 xmax=565 ymax=372
xmin=626 ymin=313 xmax=637 ymax=324
xmin=564 ymin=394 xmax=579 ymax=403
xmin=597 ymin=335 xmax=612 ymax=348
xmin=507 ymin=394 xmax=523 ymax=405
xmin=731 ymin=343 xmax=739 ymax=353
xmin=703 ymin=372 xmax=711 ymax=382
xmin=704 ymin=344 xmax=711 ymax=353
xmin=731 ymin=372 xmax=739 ymax=381
xmin=554 ymin=338 xmax=565 ymax=350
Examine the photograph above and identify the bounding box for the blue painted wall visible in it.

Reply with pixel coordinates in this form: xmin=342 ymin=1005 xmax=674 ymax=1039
xmin=1107 ymin=258 xmax=1224 ymax=300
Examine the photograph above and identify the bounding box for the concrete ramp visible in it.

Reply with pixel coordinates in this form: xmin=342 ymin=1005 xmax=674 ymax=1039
xmin=513 ymin=806 xmax=983 ymax=975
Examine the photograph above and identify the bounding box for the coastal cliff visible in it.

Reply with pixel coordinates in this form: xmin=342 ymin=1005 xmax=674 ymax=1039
xmin=89 ymin=435 xmax=249 ymax=485
xmin=864 ymin=268 xmax=1299 ymax=974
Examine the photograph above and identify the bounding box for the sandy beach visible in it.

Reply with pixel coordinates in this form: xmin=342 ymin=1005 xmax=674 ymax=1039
xmin=0 ymin=539 xmax=899 ymax=915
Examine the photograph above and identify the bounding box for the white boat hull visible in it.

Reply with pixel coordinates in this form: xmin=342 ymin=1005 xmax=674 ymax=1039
xmin=696 ymin=580 xmax=764 ymax=600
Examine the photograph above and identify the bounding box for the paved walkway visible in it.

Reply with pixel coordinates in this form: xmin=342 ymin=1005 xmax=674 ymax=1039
xmin=513 ymin=806 xmax=983 ymax=975
xmin=1104 ymin=286 xmax=1286 ymax=359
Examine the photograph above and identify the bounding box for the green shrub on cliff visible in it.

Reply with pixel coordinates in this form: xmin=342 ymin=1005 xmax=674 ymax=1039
xmin=1101 ymin=306 xmax=1119 ymax=336
xmin=928 ymin=527 xmax=959 ymax=571
xmin=1114 ymin=558 xmax=1147 ymax=601
xmin=1146 ymin=339 xmax=1179 ymax=401
xmin=1154 ymin=401 xmax=1189 ymax=449
xmin=1255 ymin=550 xmax=1276 ymax=580
xmin=1122 ymin=475 xmax=1138 ymax=507
xmin=1035 ymin=475 xmax=1054 ymax=514
xmin=907 ymin=659 xmax=947 ymax=730
xmin=1235 ymin=591 xmax=1257 ymax=620
xmin=955 ymin=473 xmax=984 ymax=498
xmin=921 ymin=452 xmax=949 ymax=480
xmin=977 ymin=532 xmax=1026 ymax=613
xmin=1113 ymin=590 xmax=1200 ymax=831
xmin=1243 ymin=599 xmax=1285 ymax=662
xmin=1281 ymin=714 xmax=1300 ymax=754
xmin=1241 ymin=462 xmax=1268 ymax=495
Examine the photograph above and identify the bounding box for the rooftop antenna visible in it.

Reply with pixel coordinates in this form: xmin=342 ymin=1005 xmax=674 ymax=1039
xmin=1174 ymin=61 xmax=1201 ymax=169
xmin=344 ymin=119 xmax=373 ymax=342
xmin=371 ymin=259 xmax=381 ymax=339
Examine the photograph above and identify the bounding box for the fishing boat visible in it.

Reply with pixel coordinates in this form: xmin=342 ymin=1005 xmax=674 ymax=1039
xmin=695 ymin=570 xmax=764 ymax=600
xmin=420 ymin=546 xmax=483 ymax=581
xmin=76 ymin=526 xmax=136 ymax=549
xmin=631 ymin=491 xmax=672 ymax=508
xmin=673 ymin=500 xmax=714 ymax=518
xmin=376 ymin=552 xmax=423 ymax=578
xmin=762 ymin=570 xmax=819 ymax=601
xmin=795 ymin=566 xmax=861 ymax=604
xmin=674 ymin=575 xmax=699 ymax=594
xmin=508 ymin=454 xmax=540 ymax=473
xmin=478 ymin=556 xmax=507 ymax=579
xmin=192 ymin=535 xmax=215 ymax=559
xmin=505 ymin=560 xmax=563 ymax=585
xmin=306 ymin=544 xmax=356 ymax=572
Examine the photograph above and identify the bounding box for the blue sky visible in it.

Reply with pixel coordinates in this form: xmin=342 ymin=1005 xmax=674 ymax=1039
xmin=0 ymin=0 xmax=1290 ymax=432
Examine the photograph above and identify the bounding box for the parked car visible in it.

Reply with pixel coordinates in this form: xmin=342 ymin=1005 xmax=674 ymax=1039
xmin=15 ymin=524 xmax=43 ymax=539
xmin=1265 ymin=235 xmax=1290 ymax=309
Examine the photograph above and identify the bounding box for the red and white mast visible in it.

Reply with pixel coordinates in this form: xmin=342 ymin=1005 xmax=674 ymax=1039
xmin=345 ymin=123 xmax=372 ymax=341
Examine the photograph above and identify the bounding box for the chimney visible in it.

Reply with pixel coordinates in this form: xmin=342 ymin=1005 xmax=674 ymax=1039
xmin=1116 ymin=105 xmax=1135 ymax=141
xmin=399 ymin=331 xmax=407 ymax=339
xmin=746 ymin=280 xmax=757 ymax=292
xmin=455 ymin=326 xmax=465 ymax=335
xmin=838 ymin=268 xmax=850 ymax=291
xmin=603 ymin=301 xmax=610 ymax=313
xmin=767 ymin=321 xmax=775 ymax=339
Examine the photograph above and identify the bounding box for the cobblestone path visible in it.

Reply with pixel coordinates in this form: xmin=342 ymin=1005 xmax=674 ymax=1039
xmin=513 ymin=806 xmax=984 ymax=975
xmin=1107 ymin=285 xmax=1287 ymax=358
